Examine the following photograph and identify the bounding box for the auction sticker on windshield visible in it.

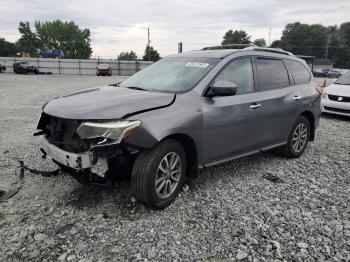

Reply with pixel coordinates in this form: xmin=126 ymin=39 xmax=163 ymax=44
xmin=185 ymin=62 xmax=210 ymax=68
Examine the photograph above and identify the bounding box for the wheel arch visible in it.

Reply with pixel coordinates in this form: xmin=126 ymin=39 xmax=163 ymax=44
xmin=162 ymin=133 xmax=199 ymax=180
xmin=300 ymin=111 xmax=315 ymax=141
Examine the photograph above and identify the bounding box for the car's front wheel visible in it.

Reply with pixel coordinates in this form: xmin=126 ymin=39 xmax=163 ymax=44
xmin=280 ymin=116 xmax=310 ymax=158
xmin=131 ymin=139 xmax=186 ymax=209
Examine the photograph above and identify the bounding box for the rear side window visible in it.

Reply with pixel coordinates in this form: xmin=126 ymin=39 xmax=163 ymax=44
xmin=256 ymin=58 xmax=290 ymax=91
xmin=284 ymin=60 xmax=311 ymax=85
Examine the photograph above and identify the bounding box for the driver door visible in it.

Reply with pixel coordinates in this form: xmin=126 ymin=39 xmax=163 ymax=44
xmin=201 ymin=57 xmax=261 ymax=164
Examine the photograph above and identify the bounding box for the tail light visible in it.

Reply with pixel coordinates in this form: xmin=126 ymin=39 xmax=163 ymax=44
xmin=315 ymin=86 xmax=323 ymax=95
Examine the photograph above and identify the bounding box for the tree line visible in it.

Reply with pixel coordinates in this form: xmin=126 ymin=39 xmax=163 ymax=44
xmin=1 ymin=20 xmax=92 ymax=59
xmin=1 ymin=20 xmax=350 ymax=67
xmin=0 ymin=20 xmax=161 ymax=61
xmin=222 ymin=22 xmax=350 ymax=68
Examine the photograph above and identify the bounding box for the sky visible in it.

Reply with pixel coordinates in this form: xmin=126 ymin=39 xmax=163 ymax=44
xmin=0 ymin=0 xmax=349 ymax=58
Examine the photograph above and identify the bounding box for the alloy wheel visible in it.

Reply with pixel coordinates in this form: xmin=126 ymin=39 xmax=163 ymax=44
xmin=155 ymin=152 xmax=182 ymax=199
xmin=292 ymin=123 xmax=308 ymax=153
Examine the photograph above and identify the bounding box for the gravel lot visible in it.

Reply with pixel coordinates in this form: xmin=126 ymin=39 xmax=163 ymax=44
xmin=0 ymin=73 xmax=349 ymax=262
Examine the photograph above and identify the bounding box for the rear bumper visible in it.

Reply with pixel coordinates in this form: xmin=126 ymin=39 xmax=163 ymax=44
xmin=40 ymin=136 xmax=92 ymax=170
xmin=321 ymin=98 xmax=350 ymax=116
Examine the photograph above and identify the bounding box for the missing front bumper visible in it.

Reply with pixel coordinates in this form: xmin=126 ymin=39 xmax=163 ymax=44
xmin=39 ymin=136 xmax=135 ymax=185
xmin=40 ymin=136 xmax=92 ymax=170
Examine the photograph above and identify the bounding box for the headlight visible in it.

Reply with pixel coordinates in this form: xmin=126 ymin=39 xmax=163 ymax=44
xmin=76 ymin=120 xmax=141 ymax=145
xmin=322 ymin=92 xmax=327 ymax=99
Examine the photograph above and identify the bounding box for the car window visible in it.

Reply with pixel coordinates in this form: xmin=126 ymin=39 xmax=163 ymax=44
xmin=257 ymin=58 xmax=290 ymax=91
xmin=213 ymin=57 xmax=254 ymax=95
xmin=284 ymin=60 xmax=311 ymax=85
xmin=120 ymin=58 xmax=219 ymax=93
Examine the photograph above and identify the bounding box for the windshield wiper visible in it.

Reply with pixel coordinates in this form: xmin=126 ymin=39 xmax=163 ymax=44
xmin=125 ymin=86 xmax=149 ymax=91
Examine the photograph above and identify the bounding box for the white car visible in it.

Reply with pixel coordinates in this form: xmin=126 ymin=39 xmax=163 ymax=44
xmin=321 ymin=72 xmax=350 ymax=116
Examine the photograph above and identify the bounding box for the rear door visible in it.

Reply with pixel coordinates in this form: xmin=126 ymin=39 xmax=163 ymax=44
xmin=252 ymin=57 xmax=300 ymax=147
xmin=284 ymin=59 xmax=314 ymax=105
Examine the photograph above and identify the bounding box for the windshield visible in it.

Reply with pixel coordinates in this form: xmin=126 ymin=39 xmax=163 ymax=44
xmin=120 ymin=57 xmax=219 ymax=93
xmin=335 ymin=72 xmax=350 ymax=85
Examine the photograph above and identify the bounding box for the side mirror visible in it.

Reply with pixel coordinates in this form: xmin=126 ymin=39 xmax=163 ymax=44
xmin=211 ymin=80 xmax=237 ymax=96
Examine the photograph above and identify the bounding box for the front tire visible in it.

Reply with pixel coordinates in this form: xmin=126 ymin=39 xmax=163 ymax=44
xmin=131 ymin=139 xmax=187 ymax=209
xmin=280 ymin=116 xmax=310 ymax=158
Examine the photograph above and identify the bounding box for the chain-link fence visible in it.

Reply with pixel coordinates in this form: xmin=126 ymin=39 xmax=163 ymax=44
xmin=0 ymin=57 xmax=153 ymax=76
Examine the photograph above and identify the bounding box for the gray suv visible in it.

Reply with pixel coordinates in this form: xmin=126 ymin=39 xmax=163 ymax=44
xmin=36 ymin=47 xmax=321 ymax=209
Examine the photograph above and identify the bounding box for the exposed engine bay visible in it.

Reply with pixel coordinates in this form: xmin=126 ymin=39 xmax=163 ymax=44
xmin=36 ymin=113 xmax=139 ymax=185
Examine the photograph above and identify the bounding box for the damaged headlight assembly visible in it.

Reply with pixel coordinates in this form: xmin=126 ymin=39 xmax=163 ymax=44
xmin=76 ymin=120 xmax=141 ymax=147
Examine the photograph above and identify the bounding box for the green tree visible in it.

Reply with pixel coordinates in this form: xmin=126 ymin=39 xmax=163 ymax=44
xmin=35 ymin=20 xmax=92 ymax=58
xmin=270 ymin=40 xmax=282 ymax=48
xmin=331 ymin=22 xmax=350 ymax=68
xmin=279 ymin=22 xmax=328 ymax=58
xmin=118 ymin=51 xmax=137 ymax=60
xmin=0 ymin=37 xmax=18 ymax=56
xmin=271 ymin=21 xmax=350 ymax=68
xmin=253 ymin=38 xmax=267 ymax=47
xmin=221 ymin=30 xmax=251 ymax=45
xmin=16 ymin=21 xmax=40 ymax=56
xmin=339 ymin=22 xmax=350 ymax=46
xmin=142 ymin=46 xmax=160 ymax=61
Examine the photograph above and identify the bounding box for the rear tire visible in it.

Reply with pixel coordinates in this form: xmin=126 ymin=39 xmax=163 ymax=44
xmin=279 ymin=116 xmax=310 ymax=158
xmin=131 ymin=139 xmax=186 ymax=209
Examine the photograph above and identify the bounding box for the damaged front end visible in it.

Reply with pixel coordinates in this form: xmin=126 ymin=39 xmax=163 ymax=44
xmin=36 ymin=112 xmax=141 ymax=185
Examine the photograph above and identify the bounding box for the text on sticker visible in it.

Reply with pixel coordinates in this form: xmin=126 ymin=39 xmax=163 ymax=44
xmin=185 ymin=62 xmax=209 ymax=68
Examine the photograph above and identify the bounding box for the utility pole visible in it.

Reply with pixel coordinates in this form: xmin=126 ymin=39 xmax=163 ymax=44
xmin=147 ymin=27 xmax=151 ymax=61
xmin=268 ymin=28 xmax=272 ymax=47
xmin=325 ymin=33 xmax=330 ymax=59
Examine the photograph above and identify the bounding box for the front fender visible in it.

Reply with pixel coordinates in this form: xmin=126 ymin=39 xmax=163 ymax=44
xmin=124 ymin=94 xmax=203 ymax=157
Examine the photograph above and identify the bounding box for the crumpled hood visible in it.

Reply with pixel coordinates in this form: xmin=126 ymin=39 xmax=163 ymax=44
xmin=43 ymin=85 xmax=175 ymax=120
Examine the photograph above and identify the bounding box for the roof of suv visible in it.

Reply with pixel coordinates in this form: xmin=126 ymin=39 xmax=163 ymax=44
xmin=167 ymin=46 xmax=294 ymax=59
xmin=167 ymin=50 xmax=240 ymax=59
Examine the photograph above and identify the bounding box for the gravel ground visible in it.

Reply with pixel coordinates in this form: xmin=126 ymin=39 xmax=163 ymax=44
xmin=0 ymin=73 xmax=349 ymax=262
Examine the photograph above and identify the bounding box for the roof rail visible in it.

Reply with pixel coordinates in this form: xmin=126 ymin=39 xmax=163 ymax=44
xmin=202 ymin=44 xmax=256 ymax=50
xmin=243 ymin=47 xmax=294 ymax=56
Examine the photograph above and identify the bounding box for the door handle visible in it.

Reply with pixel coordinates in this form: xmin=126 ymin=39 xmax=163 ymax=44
xmin=293 ymin=95 xmax=302 ymax=101
xmin=249 ymin=103 xmax=261 ymax=110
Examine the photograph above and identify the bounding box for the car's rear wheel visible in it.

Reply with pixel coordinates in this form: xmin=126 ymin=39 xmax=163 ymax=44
xmin=131 ymin=139 xmax=186 ymax=209
xmin=279 ymin=116 xmax=310 ymax=158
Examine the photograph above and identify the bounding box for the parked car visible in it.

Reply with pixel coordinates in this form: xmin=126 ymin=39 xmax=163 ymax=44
xmin=327 ymin=69 xmax=341 ymax=78
xmin=38 ymin=49 xmax=64 ymax=58
xmin=322 ymin=68 xmax=331 ymax=75
xmin=0 ymin=64 xmax=6 ymax=73
xmin=321 ymin=71 xmax=350 ymax=116
xmin=13 ymin=62 xmax=39 ymax=74
xmin=96 ymin=64 xmax=112 ymax=76
xmin=312 ymin=70 xmax=325 ymax=77
xmin=36 ymin=47 xmax=321 ymax=209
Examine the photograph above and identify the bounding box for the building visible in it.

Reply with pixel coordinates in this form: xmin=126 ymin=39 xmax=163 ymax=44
xmin=296 ymin=55 xmax=315 ymax=71
xmin=313 ymin=58 xmax=334 ymax=71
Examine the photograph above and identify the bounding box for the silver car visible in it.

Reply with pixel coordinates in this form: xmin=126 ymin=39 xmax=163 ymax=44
xmin=36 ymin=47 xmax=321 ymax=209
